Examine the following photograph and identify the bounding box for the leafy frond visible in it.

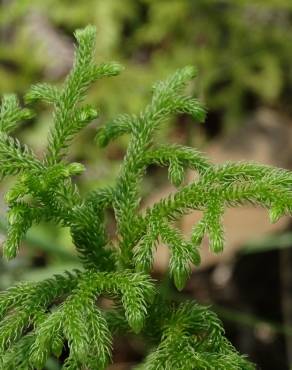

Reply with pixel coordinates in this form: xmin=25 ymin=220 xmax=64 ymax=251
xmin=25 ymin=83 xmax=60 ymax=105
xmin=137 ymin=302 xmax=255 ymax=370
xmin=159 ymin=221 xmax=201 ymax=290
xmin=143 ymin=144 xmax=210 ymax=185
xmin=24 ymin=25 xmax=123 ymax=165
xmin=96 ymin=113 xmax=135 ymax=147
xmin=0 ymin=270 xmax=154 ymax=369
xmin=0 ymin=94 xmax=34 ymax=134
xmin=0 ymin=133 xmax=41 ymax=177
xmin=133 ymin=162 xmax=292 ymax=289
xmin=3 ymin=203 xmax=37 ymax=259
xmin=97 ymin=65 xmax=205 ymax=268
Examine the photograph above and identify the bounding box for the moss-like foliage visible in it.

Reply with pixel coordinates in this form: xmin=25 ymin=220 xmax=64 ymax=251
xmin=1 ymin=25 xmax=291 ymax=369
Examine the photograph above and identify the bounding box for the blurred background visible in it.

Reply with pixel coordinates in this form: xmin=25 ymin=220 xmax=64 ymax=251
xmin=0 ymin=0 xmax=292 ymax=369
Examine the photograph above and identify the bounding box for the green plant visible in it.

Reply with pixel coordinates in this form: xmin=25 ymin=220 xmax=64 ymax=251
xmin=0 ymin=25 xmax=291 ymax=369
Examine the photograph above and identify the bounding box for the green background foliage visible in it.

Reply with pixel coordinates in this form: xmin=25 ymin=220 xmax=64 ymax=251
xmin=1 ymin=0 xmax=292 ymax=123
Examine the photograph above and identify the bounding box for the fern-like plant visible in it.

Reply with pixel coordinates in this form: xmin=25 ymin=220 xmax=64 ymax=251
xmin=0 ymin=25 xmax=291 ymax=369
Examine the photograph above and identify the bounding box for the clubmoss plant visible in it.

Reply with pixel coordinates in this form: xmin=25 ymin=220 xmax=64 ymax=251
xmin=0 ymin=25 xmax=291 ymax=369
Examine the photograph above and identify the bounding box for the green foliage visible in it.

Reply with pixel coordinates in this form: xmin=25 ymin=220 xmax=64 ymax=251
xmin=1 ymin=25 xmax=292 ymax=368
xmin=1 ymin=0 xmax=292 ymax=128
